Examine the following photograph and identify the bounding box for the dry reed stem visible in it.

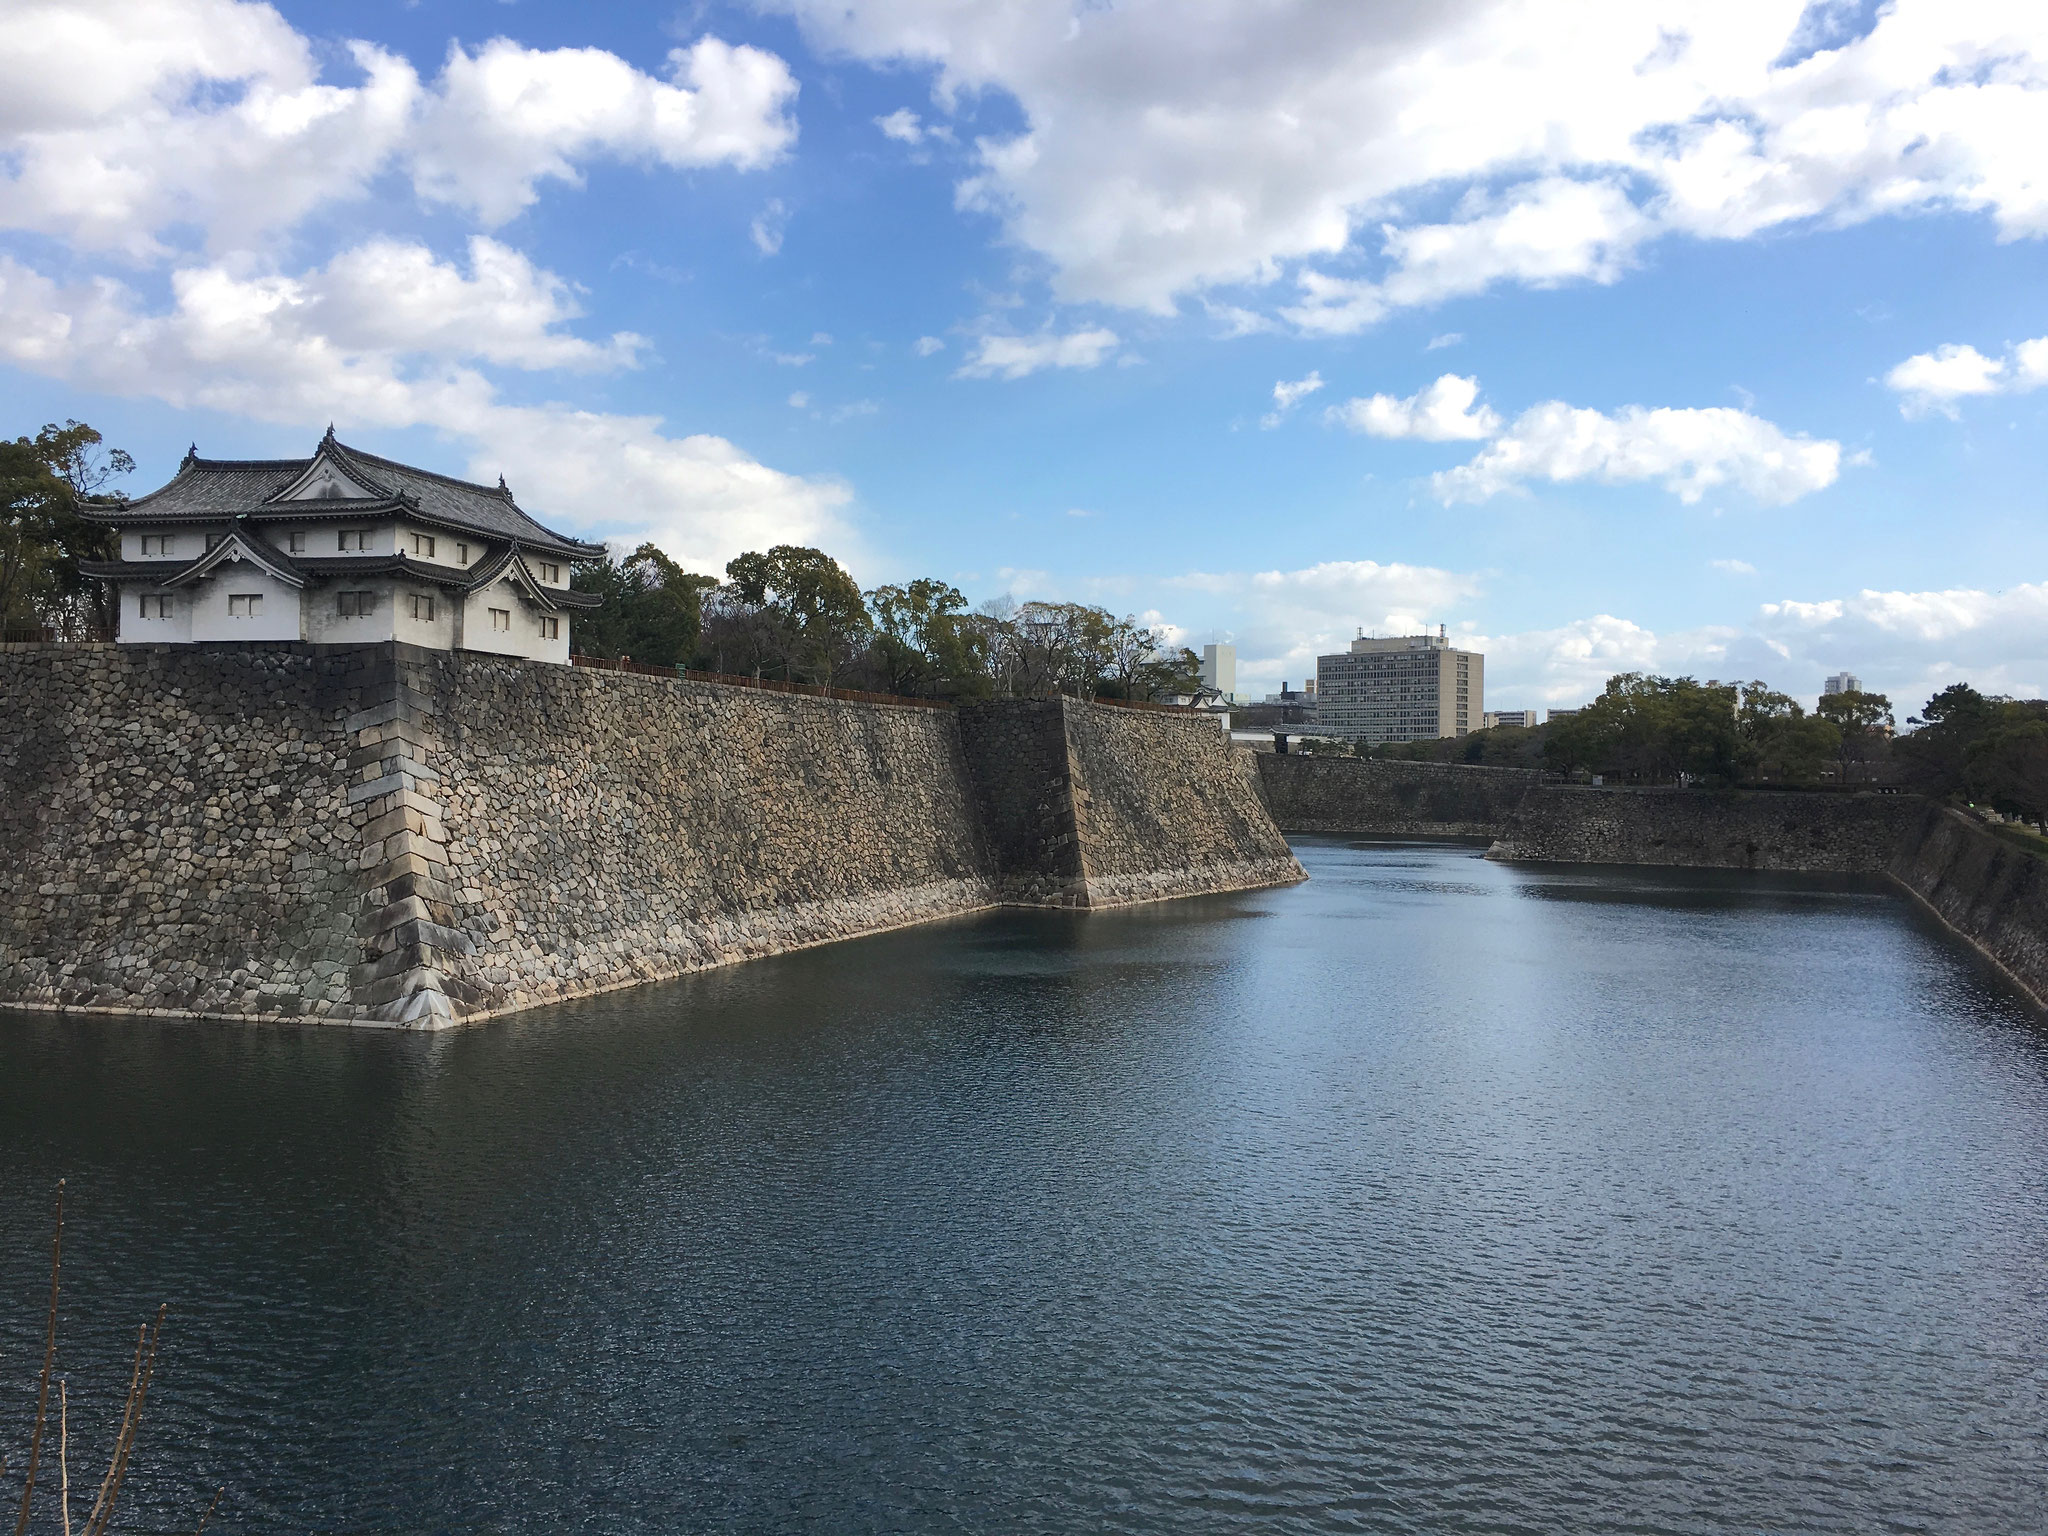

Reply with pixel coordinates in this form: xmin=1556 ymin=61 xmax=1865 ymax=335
xmin=80 ymin=1306 xmax=162 ymax=1536
xmin=77 ymin=1327 xmax=141 ymax=1536
xmin=191 ymin=1487 xmax=223 ymax=1536
xmin=57 ymin=1383 xmax=69 ymax=1536
xmin=11 ymin=1180 xmax=62 ymax=1536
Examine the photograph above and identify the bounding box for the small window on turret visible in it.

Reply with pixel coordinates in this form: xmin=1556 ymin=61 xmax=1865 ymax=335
xmin=412 ymin=533 xmax=436 ymax=559
xmin=140 ymin=534 xmax=175 ymax=557
xmin=288 ymin=532 xmax=307 ymax=553
xmin=338 ymin=529 xmax=369 ymax=551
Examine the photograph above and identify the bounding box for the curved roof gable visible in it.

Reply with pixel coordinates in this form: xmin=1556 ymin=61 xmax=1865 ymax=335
xmin=88 ymin=432 xmax=606 ymax=559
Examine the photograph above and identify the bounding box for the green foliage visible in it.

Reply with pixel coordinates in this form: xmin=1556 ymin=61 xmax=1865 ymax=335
xmin=1735 ymin=681 xmax=1839 ymax=783
xmin=1896 ymin=683 xmax=2003 ymax=795
xmin=716 ymin=545 xmax=872 ymax=684
xmin=570 ymin=543 xmax=717 ymax=667
xmin=1542 ymin=674 xmax=1739 ymax=783
xmin=867 ymin=578 xmax=987 ymax=698
xmin=1965 ymin=718 xmax=2048 ymax=826
xmin=1 ymin=420 xmax=129 ymax=637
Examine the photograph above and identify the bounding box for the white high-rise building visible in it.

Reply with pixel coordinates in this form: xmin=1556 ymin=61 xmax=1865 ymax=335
xmin=1316 ymin=626 xmax=1482 ymax=741
xmin=1823 ymin=672 xmax=1863 ymax=696
xmin=1201 ymin=642 xmax=1237 ymax=702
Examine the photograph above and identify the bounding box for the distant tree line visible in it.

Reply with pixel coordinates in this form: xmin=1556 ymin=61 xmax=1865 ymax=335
xmin=1340 ymin=670 xmax=2048 ymax=826
xmin=572 ymin=542 xmax=1202 ymax=703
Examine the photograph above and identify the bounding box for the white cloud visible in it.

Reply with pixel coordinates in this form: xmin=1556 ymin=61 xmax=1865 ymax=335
xmin=765 ymin=0 xmax=2048 ymax=324
xmin=1886 ymin=336 xmax=2048 ymax=416
xmin=1435 ymin=399 xmax=1842 ymax=505
xmin=0 ymin=251 xmax=848 ymax=573
xmin=876 ymin=108 xmax=924 ymax=143
xmin=1260 ymin=369 xmax=1323 ymax=427
xmin=1711 ymin=558 xmax=1758 ymax=575
xmin=1426 ymin=332 xmax=1463 ymax=350
xmin=913 ymin=335 xmax=946 ymax=355
xmin=1285 ymin=178 xmax=1654 ymax=335
xmin=787 ymin=391 xmax=810 ymax=408
xmin=1329 ymin=374 xmax=1500 ymax=442
xmin=751 ymin=198 xmax=789 ymax=255
xmin=304 ymin=237 xmax=644 ymax=371
xmin=1755 ymin=583 xmax=2048 ymax=702
xmin=0 ymin=1 xmax=797 ymax=253
xmin=956 ymin=326 xmax=1119 ymax=379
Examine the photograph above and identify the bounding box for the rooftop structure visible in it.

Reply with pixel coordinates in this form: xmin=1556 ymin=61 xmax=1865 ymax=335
xmin=79 ymin=431 xmax=604 ymax=662
xmin=1316 ymin=626 xmax=1482 ymax=742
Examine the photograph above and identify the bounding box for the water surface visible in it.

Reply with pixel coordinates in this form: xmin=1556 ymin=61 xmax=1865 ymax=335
xmin=3 ymin=838 xmax=2046 ymax=1533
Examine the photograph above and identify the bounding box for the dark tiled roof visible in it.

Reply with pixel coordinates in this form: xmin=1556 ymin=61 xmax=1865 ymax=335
xmin=88 ymin=435 xmax=607 ymax=558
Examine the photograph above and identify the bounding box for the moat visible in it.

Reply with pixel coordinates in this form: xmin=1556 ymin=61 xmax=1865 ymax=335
xmin=3 ymin=838 xmax=2045 ymax=1533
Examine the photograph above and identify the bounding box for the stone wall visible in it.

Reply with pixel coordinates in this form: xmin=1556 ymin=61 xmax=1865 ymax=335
xmin=1889 ymin=805 xmax=2048 ymax=1006
xmin=0 ymin=642 xmax=1302 ymax=1028
xmin=1487 ymin=785 xmax=1926 ymax=871
xmin=1256 ymin=754 xmax=1541 ymax=837
xmin=1059 ymin=701 xmax=1304 ymax=905
xmin=0 ymin=642 xmax=389 ymax=1019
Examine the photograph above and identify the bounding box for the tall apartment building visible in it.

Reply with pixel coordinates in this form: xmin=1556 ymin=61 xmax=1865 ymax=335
xmin=1316 ymin=627 xmax=1482 ymax=742
xmin=1822 ymin=671 xmax=1862 ymax=696
xmin=1200 ymin=642 xmax=1237 ymax=702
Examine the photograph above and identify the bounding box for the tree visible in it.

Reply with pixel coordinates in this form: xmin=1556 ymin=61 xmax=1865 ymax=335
xmin=1 ymin=421 xmax=129 ymax=638
xmin=1896 ymin=684 xmax=2002 ymax=796
xmin=1736 ymin=682 xmax=1838 ymax=783
xmin=570 ymin=543 xmax=717 ymax=667
xmin=1965 ymin=719 xmax=2048 ymax=828
xmin=1541 ymin=673 xmax=1737 ymax=783
xmin=866 ymin=578 xmax=986 ymax=698
xmin=719 ymin=545 xmax=871 ymax=684
xmin=1814 ymin=687 xmax=1894 ymax=783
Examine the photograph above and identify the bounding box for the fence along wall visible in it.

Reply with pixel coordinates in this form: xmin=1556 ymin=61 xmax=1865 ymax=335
xmin=0 ymin=642 xmax=1303 ymax=1027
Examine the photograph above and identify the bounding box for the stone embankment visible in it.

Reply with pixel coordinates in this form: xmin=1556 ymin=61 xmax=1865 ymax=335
xmin=1257 ymin=754 xmax=1540 ymax=837
xmin=1889 ymin=806 xmax=2048 ymax=1007
xmin=0 ymin=642 xmax=1301 ymax=1028
xmin=1485 ymin=785 xmax=1926 ymax=871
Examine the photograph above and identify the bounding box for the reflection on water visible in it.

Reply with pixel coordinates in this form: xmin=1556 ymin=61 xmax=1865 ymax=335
xmin=3 ymin=837 xmax=2046 ymax=1534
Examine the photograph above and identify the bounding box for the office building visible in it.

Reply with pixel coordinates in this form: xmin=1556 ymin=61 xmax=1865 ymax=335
xmin=1200 ymin=642 xmax=1237 ymax=702
xmin=1315 ymin=627 xmax=1482 ymax=742
xmin=1823 ymin=671 xmax=1862 ymax=696
xmin=1482 ymin=709 xmax=1540 ymax=730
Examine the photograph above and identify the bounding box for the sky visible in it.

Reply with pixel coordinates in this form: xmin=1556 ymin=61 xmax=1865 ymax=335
xmin=2 ymin=0 xmax=2045 ymax=713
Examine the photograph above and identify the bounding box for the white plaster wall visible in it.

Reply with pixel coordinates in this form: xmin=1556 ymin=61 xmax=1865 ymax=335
xmin=460 ymin=577 xmax=567 ymax=663
xmin=393 ymin=580 xmax=458 ymax=651
xmin=310 ymin=521 xmax=393 ymax=557
xmin=120 ymin=526 xmax=220 ymax=562
xmin=302 ymin=578 xmax=401 ymax=646
xmin=395 ymin=521 xmax=486 ymax=576
xmin=187 ymin=567 xmax=304 ymax=643
xmin=116 ymin=583 xmax=193 ymax=644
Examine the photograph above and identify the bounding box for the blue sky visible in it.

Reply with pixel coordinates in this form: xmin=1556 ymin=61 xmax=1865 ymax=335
xmin=3 ymin=0 xmax=2045 ymax=711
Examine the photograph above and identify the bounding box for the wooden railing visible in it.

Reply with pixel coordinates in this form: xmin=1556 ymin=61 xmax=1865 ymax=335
xmin=570 ymin=654 xmax=950 ymax=709
xmin=570 ymin=653 xmax=1205 ymax=715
